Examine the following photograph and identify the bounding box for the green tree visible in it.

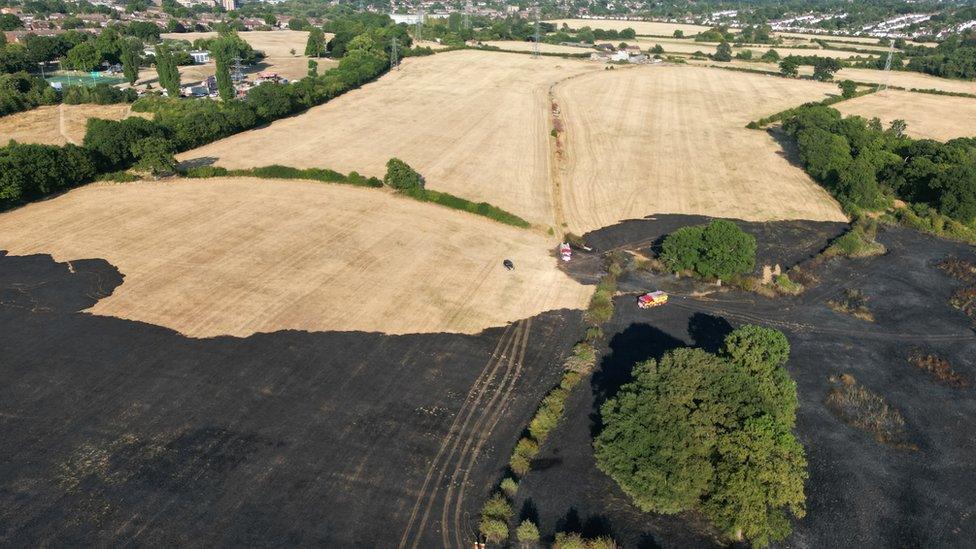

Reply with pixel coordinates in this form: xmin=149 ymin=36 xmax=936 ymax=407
xmin=660 ymin=225 xmax=705 ymax=273
xmin=779 ymin=56 xmax=800 ymax=77
xmin=66 ymin=42 xmax=101 ymax=71
xmin=838 ymin=79 xmax=857 ymax=98
xmin=697 ymin=219 xmax=756 ymax=280
xmin=714 ymin=41 xmax=732 ymax=62
xmin=247 ymin=82 xmax=297 ymax=121
xmin=305 ymin=26 xmax=326 ymax=57
xmin=795 ymin=127 xmax=852 ymax=182
xmin=131 ymin=136 xmax=176 ymax=175
xmin=761 ymin=49 xmax=780 ymax=62
xmin=120 ymin=38 xmax=142 ymax=86
xmin=673 ymin=29 xmax=684 ymax=38
xmin=384 ymin=157 xmax=424 ymax=193
xmin=0 ymin=13 xmax=23 ymax=31
xmin=594 ymin=326 xmax=806 ymax=548
xmin=154 ymin=43 xmax=181 ymax=97
xmin=210 ymin=36 xmax=236 ymax=101
xmin=650 ymin=44 xmax=664 ymax=54
xmin=812 ymin=58 xmax=842 ymax=81
xmin=307 ymin=58 xmax=318 ymax=77
xmin=288 ymin=17 xmax=307 ymax=31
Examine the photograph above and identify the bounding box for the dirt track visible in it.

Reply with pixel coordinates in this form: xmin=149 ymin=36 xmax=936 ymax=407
xmin=0 ymin=178 xmax=591 ymax=337
xmin=554 ymin=65 xmax=847 ymax=233
xmin=836 ymin=89 xmax=976 ymax=140
xmin=179 ymin=50 xmax=602 ymax=227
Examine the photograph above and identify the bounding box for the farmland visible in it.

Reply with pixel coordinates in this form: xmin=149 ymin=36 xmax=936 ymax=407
xmin=555 ymin=65 xmax=846 ymax=233
xmin=836 ymin=90 xmax=976 ymax=141
xmin=482 ymin=41 xmax=592 ymax=54
xmin=0 ymin=103 xmax=139 ymax=146
xmin=0 ymin=178 xmax=590 ymax=337
xmin=178 ymin=50 xmax=603 ymax=227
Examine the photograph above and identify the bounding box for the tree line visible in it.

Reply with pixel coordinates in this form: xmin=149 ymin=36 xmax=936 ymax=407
xmin=783 ymin=104 xmax=976 ymax=224
xmin=0 ymin=15 xmax=409 ymax=208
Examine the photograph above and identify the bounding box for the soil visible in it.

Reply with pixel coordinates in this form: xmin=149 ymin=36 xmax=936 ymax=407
xmin=518 ymin=216 xmax=976 ymax=547
xmin=0 ymin=250 xmax=585 ymax=546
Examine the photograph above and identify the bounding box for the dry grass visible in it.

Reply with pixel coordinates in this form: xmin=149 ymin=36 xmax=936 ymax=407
xmin=825 ymin=374 xmax=914 ymax=448
xmin=0 ymin=177 xmax=592 ymax=337
xmin=178 ymin=50 xmax=602 ymax=228
xmin=836 ymin=90 xmax=976 ymax=141
xmin=545 ymin=18 xmax=712 ymax=36
xmin=161 ymin=30 xmax=316 ymax=58
xmin=555 ymin=64 xmax=846 ymax=233
xmin=827 ymin=288 xmax=874 ymax=321
xmin=938 ymin=257 xmax=976 ymax=323
xmin=802 ymin=67 xmax=976 ymax=95
xmin=907 ymin=349 xmax=969 ymax=389
xmin=0 ymin=104 xmax=142 ymax=146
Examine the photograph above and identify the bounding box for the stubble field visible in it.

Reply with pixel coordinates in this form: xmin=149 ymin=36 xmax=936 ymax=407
xmin=0 ymin=103 xmax=140 ymax=146
xmin=0 ymin=178 xmax=591 ymax=337
xmin=179 ymin=50 xmax=603 ymax=227
xmin=555 ymin=64 xmax=847 ymax=233
xmin=836 ymin=89 xmax=976 ymax=141
xmin=545 ymin=18 xmax=712 ymax=36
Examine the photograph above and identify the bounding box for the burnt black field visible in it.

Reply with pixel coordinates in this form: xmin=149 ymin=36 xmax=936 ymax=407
xmin=518 ymin=215 xmax=976 ymax=548
xmin=0 ymin=251 xmax=583 ymax=546
xmin=2 ymin=214 xmax=975 ymax=548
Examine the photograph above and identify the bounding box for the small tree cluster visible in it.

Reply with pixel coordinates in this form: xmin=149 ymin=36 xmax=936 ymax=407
xmin=478 ymin=493 xmax=512 ymax=544
xmin=660 ymin=219 xmax=757 ymax=281
xmin=594 ymin=325 xmax=806 ymax=548
xmin=383 ymin=158 xmax=425 ymax=194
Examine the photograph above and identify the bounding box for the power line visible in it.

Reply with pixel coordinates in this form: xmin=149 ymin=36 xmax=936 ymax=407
xmin=878 ymin=40 xmax=895 ymax=93
xmin=532 ymin=4 xmax=540 ymax=58
xmin=416 ymin=5 xmax=424 ymax=42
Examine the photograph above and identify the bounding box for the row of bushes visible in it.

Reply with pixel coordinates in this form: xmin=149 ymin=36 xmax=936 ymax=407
xmin=182 ymin=164 xmax=383 ymax=188
xmin=584 ymin=251 xmax=627 ymax=324
xmin=745 ymin=87 xmax=877 ymax=129
xmin=478 ymin=250 xmax=625 ymax=544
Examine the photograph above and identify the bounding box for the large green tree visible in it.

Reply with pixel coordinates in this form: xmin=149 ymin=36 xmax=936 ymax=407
xmin=210 ymin=36 xmax=236 ymax=101
xmin=594 ymin=326 xmax=807 ymax=548
xmin=660 ymin=219 xmax=756 ymax=281
xmin=305 ymin=26 xmax=326 ymax=57
xmin=154 ymin=43 xmax=181 ymax=97
xmin=120 ymin=38 xmax=142 ymax=86
xmin=66 ymin=42 xmax=101 ymax=72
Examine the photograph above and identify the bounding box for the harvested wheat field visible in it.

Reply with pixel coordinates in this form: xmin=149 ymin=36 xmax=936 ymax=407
xmin=0 ymin=178 xmax=590 ymax=337
xmin=180 ymin=50 xmax=602 ymax=226
xmin=161 ymin=30 xmax=314 ymax=57
xmin=803 ymin=67 xmax=976 ymax=95
xmin=0 ymin=103 xmax=141 ymax=146
xmin=546 ymin=18 xmax=711 ymax=36
xmin=628 ymin=37 xmax=874 ymax=59
xmin=836 ymin=90 xmax=976 ymax=141
xmin=483 ymin=40 xmax=592 ymax=54
xmin=555 ymin=65 xmax=847 ymax=233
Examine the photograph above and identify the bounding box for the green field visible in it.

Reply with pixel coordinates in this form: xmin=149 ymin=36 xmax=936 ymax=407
xmin=45 ymin=71 xmax=126 ymax=88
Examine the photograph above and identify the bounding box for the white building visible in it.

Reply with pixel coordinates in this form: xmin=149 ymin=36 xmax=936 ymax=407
xmin=189 ymin=50 xmax=210 ymax=64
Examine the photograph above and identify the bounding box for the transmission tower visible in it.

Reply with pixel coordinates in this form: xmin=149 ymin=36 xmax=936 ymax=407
xmin=232 ymin=55 xmax=243 ymax=83
xmin=532 ymin=4 xmax=540 ymax=58
xmin=390 ymin=36 xmax=399 ymax=70
xmin=416 ymin=5 xmax=424 ymax=42
xmin=464 ymin=0 xmax=472 ymax=30
xmin=877 ymin=40 xmax=895 ymax=93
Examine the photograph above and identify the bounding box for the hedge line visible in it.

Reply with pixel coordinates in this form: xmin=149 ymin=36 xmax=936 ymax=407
xmin=746 ymin=87 xmax=877 ymax=129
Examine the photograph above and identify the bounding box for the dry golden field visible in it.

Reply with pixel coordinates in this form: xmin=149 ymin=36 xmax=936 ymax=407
xmin=806 ymin=67 xmax=976 ymax=95
xmin=0 ymin=104 xmax=142 ymax=146
xmin=0 ymin=178 xmax=591 ymax=337
xmin=179 ymin=50 xmax=602 ymax=227
xmin=625 ymin=37 xmax=876 ymax=59
xmin=546 ymin=18 xmax=712 ymax=36
xmin=161 ymin=30 xmax=316 ymax=57
xmin=554 ymin=65 xmax=847 ymax=233
xmin=836 ymin=90 xmax=976 ymax=141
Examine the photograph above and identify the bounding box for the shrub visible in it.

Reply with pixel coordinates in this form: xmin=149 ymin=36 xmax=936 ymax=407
xmin=509 ymin=453 xmax=531 ymax=476
xmin=516 ymin=519 xmax=540 ymax=544
xmin=528 ymin=406 xmax=561 ymax=441
xmin=774 ymin=273 xmax=803 ymax=295
xmin=907 ymin=349 xmax=969 ymax=388
xmin=500 ymin=477 xmax=519 ymax=498
xmin=825 ymin=374 xmax=912 ymax=447
xmin=560 ymin=370 xmax=582 ymax=390
xmin=827 ymin=288 xmax=874 ymax=321
xmin=384 ymin=157 xmax=424 ymax=192
xmin=823 ymin=226 xmax=886 ymax=258
xmin=95 ymin=170 xmax=140 ymax=182
xmin=553 ymin=532 xmax=588 ymax=549
xmin=481 ymin=493 xmax=514 ymax=521
xmin=479 ymin=518 xmax=509 ymax=544
xmin=184 ymin=166 xmax=229 ymax=178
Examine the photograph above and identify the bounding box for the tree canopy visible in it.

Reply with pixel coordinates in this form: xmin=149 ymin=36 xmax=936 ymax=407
xmin=660 ymin=219 xmax=756 ymax=281
xmin=594 ymin=325 xmax=806 ymax=548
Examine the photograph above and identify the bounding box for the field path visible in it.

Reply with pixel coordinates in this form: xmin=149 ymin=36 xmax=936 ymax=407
xmin=58 ymin=104 xmax=76 ymax=145
xmin=399 ymin=319 xmax=531 ymax=548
